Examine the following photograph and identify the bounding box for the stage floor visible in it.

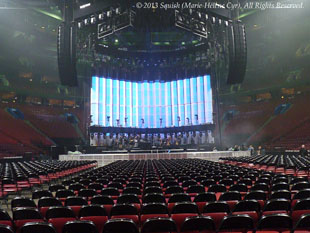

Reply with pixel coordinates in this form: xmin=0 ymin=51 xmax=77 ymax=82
xmin=59 ymin=151 xmax=250 ymax=167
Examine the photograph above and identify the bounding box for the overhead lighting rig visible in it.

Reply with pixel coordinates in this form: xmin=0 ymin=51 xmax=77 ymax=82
xmin=175 ymin=8 xmax=229 ymax=39
xmin=76 ymin=5 xmax=133 ymax=39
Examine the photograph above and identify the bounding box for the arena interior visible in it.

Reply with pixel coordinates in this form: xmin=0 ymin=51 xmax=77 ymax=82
xmin=0 ymin=0 xmax=310 ymax=232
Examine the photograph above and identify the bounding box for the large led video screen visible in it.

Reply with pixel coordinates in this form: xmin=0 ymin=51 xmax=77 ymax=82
xmin=90 ymin=75 xmax=213 ymax=128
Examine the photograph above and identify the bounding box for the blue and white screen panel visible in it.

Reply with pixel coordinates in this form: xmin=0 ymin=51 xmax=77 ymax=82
xmin=91 ymin=75 xmax=213 ymax=127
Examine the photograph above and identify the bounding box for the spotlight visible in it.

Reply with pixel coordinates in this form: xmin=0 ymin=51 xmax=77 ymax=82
xmin=90 ymin=15 xmax=96 ymax=24
xmin=115 ymin=39 xmax=119 ymax=43
xmin=205 ymin=14 xmax=208 ymax=20
xmin=115 ymin=7 xmax=121 ymax=15
xmin=107 ymin=10 xmax=112 ymax=17
xmin=78 ymin=21 xmax=83 ymax=29
xmin=84 ymin=18 xmax=90 ymax=26
xmin=98 ymin=13 xmax=104 ymax=20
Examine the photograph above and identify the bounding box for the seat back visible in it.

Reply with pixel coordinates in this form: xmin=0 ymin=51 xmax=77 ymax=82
xmin=62 ymin=220 xmax=98 ymax=233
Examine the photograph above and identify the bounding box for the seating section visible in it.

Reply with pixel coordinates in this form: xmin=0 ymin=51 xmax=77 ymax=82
xmin=222 ymin=94 xmax=310 ymax=149
xmin=0 ymin=160 xmax=96 ymax=199
xmin=0 ymin=109 xmax=53 ymax=155
xmin=0 ymin=104 xmax=84 ymax=156
xmin=2 ymin=158 xmax=310 ymax=233
xmin=221 ymin=154 xmax=310 ymax=176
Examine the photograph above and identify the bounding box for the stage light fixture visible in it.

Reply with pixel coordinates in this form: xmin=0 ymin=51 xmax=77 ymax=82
xmin=78 ymin=21 xmax=83 ymax=29
xmin=107 ymin=10 xmax=112 ymax=17
xmin=115 ymin=7 xmax=120 ymax=15
xmin=90 ymin=15 xmax=96 ymax=24
xmin=84 ymin=18 xmax=90 ymax=25
xmin=80 ymin=3 xmax=91 ymax=9
xmin=115 ymin=39 xmax=119 ymax=43
xmin=99 ymin=13 xmax=105 ymax=20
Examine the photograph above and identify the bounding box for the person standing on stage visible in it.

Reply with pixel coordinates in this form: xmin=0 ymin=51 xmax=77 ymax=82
xmin=299 ymin=144 xmax=308 ymax=157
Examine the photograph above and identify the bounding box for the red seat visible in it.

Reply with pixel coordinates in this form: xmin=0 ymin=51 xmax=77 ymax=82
xmin=0 ymin=209 xmax=13 ymax=228
xmin=110 ymin=204 xmax=139 ymax=225
xmin=46 ymin=206 xmax=76 ymax=233
xmin=140 ymin=203 xmax=169 ymax=225
xmin=13 ymin=208 xmax=44 ymax=232
xmin=202 ymin=202 xmax=230 ymax=229
xmin=171 ymin=203 xmax=199 ymax=231
xmin=79 ymin=205 xmax=108 ymax=233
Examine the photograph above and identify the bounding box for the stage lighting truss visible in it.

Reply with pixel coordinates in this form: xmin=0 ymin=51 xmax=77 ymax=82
xmin=175 ymin=9 xmax=229 ymax=39
xmin=76 ymin=6 xmax=133 ymax=39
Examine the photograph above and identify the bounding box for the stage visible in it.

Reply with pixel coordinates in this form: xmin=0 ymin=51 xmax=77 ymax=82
xmin=59 ymin=151 xmax=250 ymax=167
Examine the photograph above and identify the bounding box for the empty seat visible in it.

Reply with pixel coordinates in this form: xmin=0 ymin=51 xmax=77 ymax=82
xmin=168 ymin=194 xmax=191 ymax=211
xmin=140 ymin=203 xmax=169 ymax=224
xmin=244 ymin=191 xmax=267 ymax=208
xmin=79 ymin=205 xmax=108 ymax=233
xmin=194 ymin=192 xmax=216 ymax=213
xmin=0 ymin=209 xmax=13 ymax=227
xmin=271 ymin=183 xmax=290 ymax=191
xmin=38 ymin=197 xmax=63 ymax=218
xmin=0 ymin=224 xmax=14 ymax=233
xmin=123 ymin=187 xmax=141 ymax=196
xmin=46 ymin=206 xmax=76 ymax=233
xmin=78 ymin=189 xmax=97 ymax=200
xmin=65 ymin=196 xmax=88 ymax=216
xmin=291 ymin=198 xmax=310 ymax=224
xmin=171 ymin=202 xmax=199 ymax=231
xmin=202 ymin=202 xmax=230 ymax=229
xmin=141 ymin=218 xmax=178 ymax=233
xmin=144 ymin=187 xmax=163 ymax=195
xmin=219 ymin=191 xmax=241 ymax=209
xmin=229 ymin=184 xmax=248 ymax=193
xmin=101 ymin=188 xmax=120 ymax=198
xmin=293 ymin=214 xmax=310 ymax=233
xmin=62 ymin=220 xmax=98 ymax=233
xmin=55 ymin=190 xmax=75 ymax=202
xmin=103 ymin=219 xmax=139 ymax=233
xmin=180 ymin=216 xmax=215 ymax=233
xmin=165 ymin=186 xmax=184 ymax=195
xmin=110 ymin=204 xmax=139 ymax=225
xmin=69 ymin=184 xmax=85 ymax=194
xmin=11 ymin=197 xmax=37 ymax=210
xmin=143 ymin=193 xmax=166 ymax=204
xmin=117 ymin=194 xmax=140 ymax=210
xmin=208 ymin=184 xmax=226 ymax=193
xmin=88 ymin=183 xmax=104 ymax=193
xmin=90 ymin=195 xmax=114 ymax=215
xmin=292 ymin=182 xmax=310 ymax=192
xmin=292 ymin=189 xmax=310 ymax=206
xmin=32 ymin=190 xmax=53 ymax=199
xmin=251 ymin=183 xmax=269 ymax=192
xmin=263 ymin=199 xmax=291 ymax=215
xmin=218 ymin=214 xmax=254 ymax=232
xmin=49 ymin=184 xmax=66 ymax=192
xmin=232 ymin=200 xmax=261 ymax=223
xmin=270 ymin=190 xmax=291 ymax=200
xmin=256 ymin=214 xmax=292 ymax=233
xmin=186 ymin=185 xmax=205 ymax=195
xmin=13 ymin=207 xmax=44 ymax=231
xmin=20 ymin=222 xmax=57 ymax=233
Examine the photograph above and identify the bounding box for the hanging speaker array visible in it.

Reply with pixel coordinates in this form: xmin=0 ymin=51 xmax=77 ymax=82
xmin=227 ymin=21 xmax=247 ymax=85
xmin=57 ymin=22 xmax=78 ymax=87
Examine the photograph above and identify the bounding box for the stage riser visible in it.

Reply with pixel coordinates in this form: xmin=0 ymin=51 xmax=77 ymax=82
xmin=59 ymin=151 xmax=250 ymax=167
